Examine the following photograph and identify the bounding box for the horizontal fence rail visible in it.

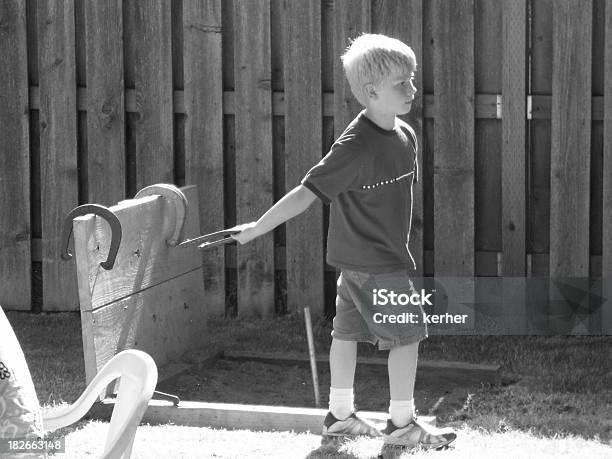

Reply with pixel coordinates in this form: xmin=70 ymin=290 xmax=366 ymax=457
xmin=0 ymin=0 xmax=609 ymax=334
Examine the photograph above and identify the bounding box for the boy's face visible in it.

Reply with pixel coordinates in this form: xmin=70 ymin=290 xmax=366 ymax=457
xmin=369 ymin=67 xmax=417 ymax=116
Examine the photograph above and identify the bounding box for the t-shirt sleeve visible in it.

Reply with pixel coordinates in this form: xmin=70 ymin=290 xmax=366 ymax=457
xmin=301 ymin=135 xmax=364 ymax=204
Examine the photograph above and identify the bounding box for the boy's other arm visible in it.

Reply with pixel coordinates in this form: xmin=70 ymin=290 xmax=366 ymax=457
xmin=232 ymin=184 xmax=318 ymax=244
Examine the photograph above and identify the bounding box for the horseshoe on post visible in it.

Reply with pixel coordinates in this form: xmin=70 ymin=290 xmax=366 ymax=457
xmin=61 ymin=204 xmax=123 ymax=270
xmin=134 ymin=184 xmax=188 ymax=247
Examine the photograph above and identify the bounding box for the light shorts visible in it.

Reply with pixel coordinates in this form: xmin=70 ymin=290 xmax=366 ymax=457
xmin=332 ymin=269 xmax=428 ymax=350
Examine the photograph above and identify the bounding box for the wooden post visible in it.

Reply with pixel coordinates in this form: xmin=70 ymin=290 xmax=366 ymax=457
xmin=283 ymin=0 xmax=324 ymax=314
xmin=303 ymin=307 xmax=320 ymax=407
xmin=234 ymin=0 xmax=275 ymax=317
xmin=0 ymin=0 xmax=31 ymax=310
xmin=183 ymin=0 xmax=226 ymax=316
xmin=38 ymin=0 xmax=79 ymax=311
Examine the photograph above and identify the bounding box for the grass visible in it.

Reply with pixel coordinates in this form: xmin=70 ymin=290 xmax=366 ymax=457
xmin=57 ymin=422 xmax=612 ymax=458
xmin=5 ymin=310 xmax=612 ymax=458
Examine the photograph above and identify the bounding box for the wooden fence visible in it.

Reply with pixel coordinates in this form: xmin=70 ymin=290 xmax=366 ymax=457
xmin=0 ymin=0 xmax=610 ymax=325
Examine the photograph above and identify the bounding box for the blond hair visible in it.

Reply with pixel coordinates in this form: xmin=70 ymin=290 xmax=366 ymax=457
xmin=341 ymin=34 xmax=416 ymax=106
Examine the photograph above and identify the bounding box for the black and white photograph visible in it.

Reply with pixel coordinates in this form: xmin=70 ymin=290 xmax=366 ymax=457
xmin=1 ymin=0 xmax=611 ymax=457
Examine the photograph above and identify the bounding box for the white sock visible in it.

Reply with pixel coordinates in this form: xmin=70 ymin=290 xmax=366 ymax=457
xmin=389 ymin=399 xmax=415 ymax=427
xmin=329 ymin=387 xmax=354 ymax=420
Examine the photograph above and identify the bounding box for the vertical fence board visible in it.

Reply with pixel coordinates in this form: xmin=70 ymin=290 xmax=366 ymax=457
xmin=183 ymin=0 xmax=226 ymax=316
xmin=0 ymin=0 xmax=31 ymax=310
xmin=502 ymin=0 xmax=527 ymax=276
xmin=283 ymin=0 xmax=324 ymax=315
xmin=432 ymin=0 xmax=475 ymax=276
xmin=475 ymin=0 xmax=502 ymax=256
xmin=321 ymin=0 xmax=334 ymax=93
xmin=371 ymin=0 xmax=424 ymax=277
xmin=132 ymin=0 xmax=173 ymax=190
xmin=590 ymin=0 xmax=604 ymax=270
xmin=84 ymin=0 xmax=125 ymax=205
xmin=271 ymin=0 xmax=284 ymax=92
xmin=603 ymin=0 xmax=612 ymax=334
xmin=529 ymin=0 xmax=552 ymax=274
xmin=550 ymin=1 xmax=592 ymax=277
xmin=422 ymin=1 xmax=434 ymax=262
xmin=38 ymin=0 xmax=79 ymax=311
xmin=234 ymin=0 xmax=274 ymax=317
xmin=333 ymin=0 xmax=370 ymax=140
xmin=501 ymin=0 xmax=528 ymax=334
xmin=550 ymin=0 xmax=592 ymax=333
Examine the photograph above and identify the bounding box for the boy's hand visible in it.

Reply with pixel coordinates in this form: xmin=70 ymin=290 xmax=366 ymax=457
xmin=230 ymin=222 xmax=260 ymax=245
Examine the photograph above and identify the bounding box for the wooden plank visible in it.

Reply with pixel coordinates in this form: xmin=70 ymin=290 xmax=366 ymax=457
xmin=550 ymin=0 xmax=592 ymax=333
xmin=0 ymin=0 xmax=31 ymax=310
xmin=321 ymin=0 xmax=334 ymax=93
xmin=82 ymin=268 xmax=206 ymax=383
xmin=271 ymin=0 xmax=284 ymax=92
xmin=29 ymin=86 xmax=601 ymax=120
xmin=474 ymin=0 xmax=502 ymax=254
xmin=283 ymin=0 xmax=324 ymax=314
xmin=432 ymin=0 xmax=475 ymax=276
xmin=603 ymin=0 xmax=612 ymax=334
xmin=91 ymin=399 xmax=433 ymax=433
xmin=529 ymin=0 xmax=553 ymax=270
xmin=529 ymin=95 xmax=603 ymax=120
xmin=590 ymin=0 xmax=604 ymax=286
xmin=233 ymin=0 xmax=274 ymax=317
xmin=183 ymin=0 xmax=225 ymax=316
xmin=224 ymin=114 xmax=237 ymax=317
xmin=221 ymin=0 xmax=234 ymax=91
xmin=130 ymin=0 xmax=173 ymax=189
xmin=502 ymin=0 xmax=527 ymax=276
xmin=333 ymin=0 xmax=371 ymax=139
xmin=72 ymin=186 xmax=201 ymax=313
xmin=38 ymin=0 xmax=79 ymax=311
xmin=501 ymin=1 xmax=527 ymax=333
xmin=84 ymin=0 xmax=126 ymax=205
xmin=371 ymin=0 xmax=424 ymax=277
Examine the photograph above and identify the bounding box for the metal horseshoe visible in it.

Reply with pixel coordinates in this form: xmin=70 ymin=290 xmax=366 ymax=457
xmin=134 ymin=184 xmax=188 ymax=247
xmin=61 ymin=204 xmax=122 ymax=270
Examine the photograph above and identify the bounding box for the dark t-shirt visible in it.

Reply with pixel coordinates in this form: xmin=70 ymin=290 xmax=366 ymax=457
xmin=302 ymin=111 xmax=418 ymax=273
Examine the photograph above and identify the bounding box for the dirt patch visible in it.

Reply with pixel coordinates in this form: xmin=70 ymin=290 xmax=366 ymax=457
xmin=156 ymin=355 xmax=501 ymax=423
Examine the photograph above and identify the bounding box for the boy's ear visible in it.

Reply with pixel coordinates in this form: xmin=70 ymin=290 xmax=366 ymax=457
xmin=364 ymin=83 xmax=377 ymax=100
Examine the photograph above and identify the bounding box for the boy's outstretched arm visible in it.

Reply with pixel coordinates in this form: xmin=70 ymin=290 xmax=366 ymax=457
xmin=231 ymin=184 xmax=317 ymax=245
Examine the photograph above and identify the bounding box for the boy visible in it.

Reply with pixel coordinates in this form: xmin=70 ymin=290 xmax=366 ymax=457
xmin=232 ymin=34 xmax=456 ymax=449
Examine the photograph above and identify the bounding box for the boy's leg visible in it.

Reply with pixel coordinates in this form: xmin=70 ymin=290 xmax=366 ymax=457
xmin=388 ymin=341 xmax=419 ymax=426
xmin=322 ymin=274 xmax=382 ymax=438
xmin=330 ymin=338 xmax=357 ymax=389
xmin=329 ymin=338 xmax=356 ymax=419
xmin=386 ymin=342 xmax=456 ymax=448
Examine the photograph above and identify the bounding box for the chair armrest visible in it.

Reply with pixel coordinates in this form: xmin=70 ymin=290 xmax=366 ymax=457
xmin=43 ymin=350 xmax=157 ymax=459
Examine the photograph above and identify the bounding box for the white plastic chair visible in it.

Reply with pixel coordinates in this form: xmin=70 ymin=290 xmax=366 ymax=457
xmin=43 ymin=349 xmax=158 ymax=459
